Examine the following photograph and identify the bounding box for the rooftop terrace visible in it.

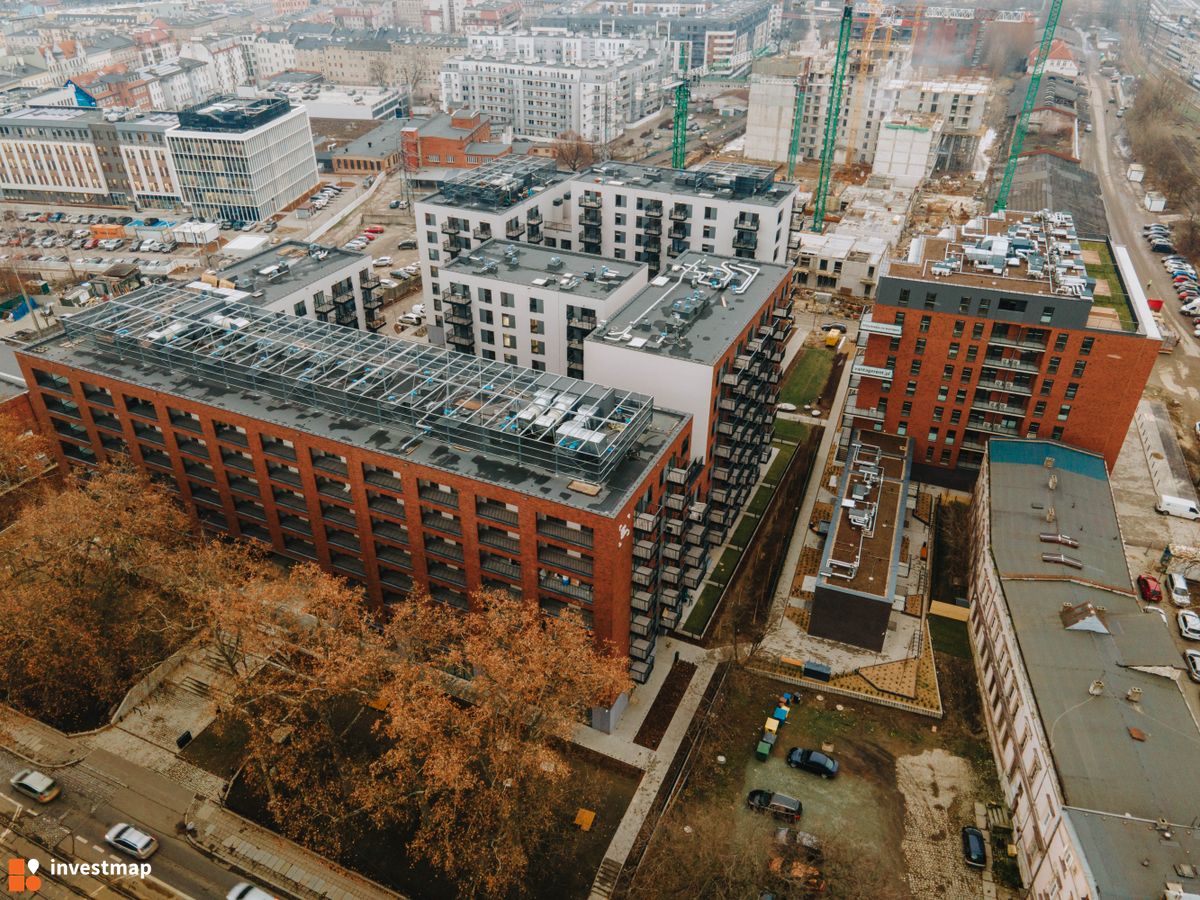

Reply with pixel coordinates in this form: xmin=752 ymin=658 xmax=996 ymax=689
xmin=587 ymin=252 xmax=791 ymax=366
xmin=24 ymin=285 xmax=686 ymax=508
xmin=444 ymin=239 xmax=646 ymax=301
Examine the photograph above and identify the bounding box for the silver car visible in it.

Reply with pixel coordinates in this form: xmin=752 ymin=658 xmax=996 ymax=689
xmin=1179 ymin=610 xmax=1200 ymax=641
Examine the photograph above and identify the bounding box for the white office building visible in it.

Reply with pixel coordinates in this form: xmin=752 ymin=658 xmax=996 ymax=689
xmin=439 ymin=51 xmax=666 ymax=142
xmin=167 ymin=96 xmax=319 ymax=221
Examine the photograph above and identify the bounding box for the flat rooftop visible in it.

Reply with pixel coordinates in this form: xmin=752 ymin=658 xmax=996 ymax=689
xmin=176 ymin=95 xmax=293 ymax=134
xmin=443 ymin=239 xmax=646 ymax=301
xmin=22 ymin=284 xmax=688 ymax=513
xmin=587 ymin=252 xmax=791 ymax=366
xmin=985 ymin=438 xmax=1200 ymax=897
xmin=209 ymin=241 xmax=366 ymax=307
xmin=887 ymin=210 xmax=1141 ymax=331
xmin=574 ymin=160 xmax=796 ymax=207
xmin=819 ymin=432 xmax=909 ymax=600
xmin=420 ymin=156 xmax=572 ymax=211
xmin=798 ymin=232 xmax=889 ymax=262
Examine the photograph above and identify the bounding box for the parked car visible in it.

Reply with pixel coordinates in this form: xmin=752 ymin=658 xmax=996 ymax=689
xmin=397 ymin=239 xmax=417 ymax=250
xmin=10 ymin=769 xmax=60 ymax=803
xmin=1152 ymin=242 xmax=1177 ymax=254
xmin=746 ymin=790 xmax=803 ymax=822
xmin=389 ymin=199 xmax=402 ymax=209
xmin=1169 ymin=572 xmax=1192 ymax=607
xmin=365 ymin=225 xmax=385 ymax=234
xmin=359 ymin=233 xmax=376 ymax=242
xmin=398 ymin=313 xmax=423 ymax=326
xmin=786 ymin=748 xmax=839 ymax=778
xmin=1185 ymin=649 xmax=1200 ymax=683
xmin=961 ymin=826 xmax=986 ymax=868
xmin=105 ymin=824 xmax=158 ymax=859
xmin=374 ymin=255 xmax=392 ymax=266
xmin=1138 ymin=574 xmax=1163 ymax=603
xmin=1178 ymin=610 xmax=1200 ymax=640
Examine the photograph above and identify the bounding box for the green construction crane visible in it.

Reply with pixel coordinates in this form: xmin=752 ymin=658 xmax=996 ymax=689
xmin=993 ymin=0 xmax=1063 ymax=212
xmin=812 ymin=4 xmax=853 ymax=233
xmin=672 ymin=42 xmax=690 ymax=169
xmin=785 ymin=75 xmax=805 ymax=181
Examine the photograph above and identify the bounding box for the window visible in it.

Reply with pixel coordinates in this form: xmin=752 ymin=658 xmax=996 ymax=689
xmin=894 ymin=312 xmax=906 ymax=326
xmin=915 ymin=338 xmax=926 ymax=355
xmin=942 ymin=364 xmax=954 ymax=380
xmin=1054 ymin=333 xmax=1068 ymax=351
xmin=1065 ymin=382 xmax=1079 ymax=400
xmin=998 ymin=298 xmax=1027 ymax=313
xmin=966 ymin=345 xmax=978 ymax=362
xmin=937 ymin=385 xmax=949 ymax=402
xmin=950 ymin=409 xmax=961 ymax=424
xmin=898 ymin=288 xmax=910 ymax=306
xmin=478 ymin=288 xmax=492 ymax=304
xmin=960 ymin=367 xmax=973 ymax=383
xmin=897 ymin=420 xmax=908 ymax=435
xmin=425 ymin=213 xmax=436 ymax=226
xmin=529 ymin=320 xmax=545 ymax=335
xmin=972 ymin=322 xmax=985 ymax=340
xmin=928 ymin=429 xmax=939 ymax=442
xmin=923 ymin=292 xmax=936 ymax=309
xmin=1040 ymin=379 xmax=1054 ymax=396
xmin=952 ymin=319 xmax=964 ymax=337
xmin=1040 ymin=306 xmax=1053 ymax=324
xmin=901 ymin=401 xmax=913 ymax=415
xmin=502 ymin=334 xmax=516 ymax=349
xmin=889 ymin=337 xmax=901 ymax=352
xmin=704 ymin=207 xmax=716 ymax=219
xmin=906 ymin=380 xmax=917 ymax=396
xmin=948 ymin=342 xmax=959 ymax=359
xmin=529 ymin=297 xmax=544 ymax=314
xmin=1080 ymin=337 xmax=1094 ymax=356
xmin=909 ymin=359 xmax=922 ymax=376
xmin=919 ymin=315 xmax=931 ymax=333
xmin=1057 ymin=404 xmax=1071 ymax=421
xmin=940 ymin=448 xmax=952 ymax=464
xmin=925 ymin=446 xmax=935 ymax=462
xmin=1051 ymin=426 xmax=1064 ymax=440
xmin=978 ymin=298 xmax=991 ymax=316
xmin=955 ymin=388 xmax=967 ymax=404
xmin=1047 ymin=356 xmax=1060 ymax=375
xmin=501 ymin=293 xmax=515 ymax=308
xmin=293 ymin=299 xmax=307 ymax=316
xmin=479 ymin=309 xmax=494 ymax=325
xmin=1027 ymin=422 xmax=1040 ymax=437
xmin=933 ymin=406 xmax=944 ymax=422
xmin=1034 ymin=401 xmax=1046 ymax=417
xmin=531 ymin=340 xmax=545 ymax=355
xmin=501 ymin=314 xmax=516 ymax=329
xmin=480 ymin=329 xmax=495 ymax=345
xmin=1072 ymin=360 xmax=1086 ymax=377
xmin=959 ymin=297 xmax=970 ymax=313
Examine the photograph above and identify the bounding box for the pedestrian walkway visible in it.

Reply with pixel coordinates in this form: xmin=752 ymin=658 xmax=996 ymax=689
xmin=0 ymin=709 xmax=87 ymax=767
xmin=187 ymin=798 xmax=400 ymax=900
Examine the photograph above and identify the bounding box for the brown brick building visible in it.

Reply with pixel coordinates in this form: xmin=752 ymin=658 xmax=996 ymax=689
xmin=844 ymin=211 xmax=1160 ymax=480
xmin=16 ymin=283 xmax=693 ymax=686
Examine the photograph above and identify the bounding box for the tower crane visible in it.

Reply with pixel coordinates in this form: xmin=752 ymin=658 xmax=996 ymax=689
xmin=785 ymin=60 xmax=808 ymax=181
xmin=812 ymin=3 xmax=854 ymax=233
xmin=671 ymin=42 xmax=690 ymax=169
xmin=993 ymin=0 xmax=1063 ymax=212
xmin=842 ymin=6 xmax=881 ymax=167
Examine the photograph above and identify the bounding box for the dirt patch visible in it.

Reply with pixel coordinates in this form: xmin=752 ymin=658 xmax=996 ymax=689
xmin=815 ymin=352 xmax=846 ymax=411
xmin=897 ymin=749 xmax=981 ymax=899
xmin=633 ymin=660 xmax=696 ymax=750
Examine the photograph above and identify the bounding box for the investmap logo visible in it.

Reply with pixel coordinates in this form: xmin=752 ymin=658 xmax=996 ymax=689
xmin=6 ymin=859 xmax=40 ymax=894
xmin=7 ymin=856 xmax=152 ymax=893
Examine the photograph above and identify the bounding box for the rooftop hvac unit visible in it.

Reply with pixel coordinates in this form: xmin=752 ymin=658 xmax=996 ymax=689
xmin=547 ymin=256 xmax=564 ymax=270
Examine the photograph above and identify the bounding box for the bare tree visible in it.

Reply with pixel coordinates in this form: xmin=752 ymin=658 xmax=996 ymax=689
xmin=368 ymin=57 xmax=391 ymax=91
xmin=553 ymin=130 xmax=597 ymax=171
xmin=393 ymin=46 xmax=436 ymax=105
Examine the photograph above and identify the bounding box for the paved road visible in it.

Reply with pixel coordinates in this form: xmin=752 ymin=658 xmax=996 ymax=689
xmin=0 ymin=746 xmax=243 ymax=899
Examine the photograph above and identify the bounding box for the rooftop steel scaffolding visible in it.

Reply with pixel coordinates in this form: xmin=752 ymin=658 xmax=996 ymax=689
xmin=439 ymin=156 xmax=564 ymax=209
xmin=56 ymin=284 xmax=655 ymax=482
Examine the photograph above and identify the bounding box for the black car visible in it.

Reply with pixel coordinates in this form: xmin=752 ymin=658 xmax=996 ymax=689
xmin=746 ymin=789 xmax=803 ymax=822
xmin=1152 ymin=243 xmax=1177 ymax=254
xmin=961 ymin=826 xmax=986 ymax=868
xmin=786 ymin=748 xmax=839 ymax=778
xmin=117 ymin=216 xmax=133 ymax=226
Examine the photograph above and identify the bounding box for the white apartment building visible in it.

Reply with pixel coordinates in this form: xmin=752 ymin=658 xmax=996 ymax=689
xmin=167 ymin=96 xmax=318 ymax=221
xmin=439 ymin=51 xmax=666 ymax=142
xmin=142 ymin=57 xmax=216 ymax=111
xmin=207 ymin=240 xmax=383 ymax=332
xmin=567 ymin=161 xmax=797 ymax=272
xmin=465 ymin=33 xmax=665 ymax=64
xmin=969 ymin=438 xmax=1200 ymax=900
xmin=438 ymin=240 xmax=648 ymax=377
xmin=178 ymin=36 xmax=249 ymax=95
xmin=115 ymin=112 xmax=184 ymax=207
xmin=248 ymin=33 xmax=298 ymax=81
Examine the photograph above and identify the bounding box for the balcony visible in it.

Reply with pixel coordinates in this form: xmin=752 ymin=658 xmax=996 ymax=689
xmin=985 ymin=356 xmax=1041 ymax=375
xmin=419 ymin=484 xmax=458 ymax=508
xmin=425 ymin=537 xmax=465 ymax=562
xmin=322 ymin=504 xmax=357 ymax=527
xmin=366 ymin=312 xmax=385 ymax=332
xmin=644 ymin=219 xmax=662 ymax=236
xmin=734 ymin=214 xmax=759 ymax=231
xmin=580 ymin=207 xmax=602 ymax=225
xmin=440 ymin=220 xmax=460 ymax=235
xmin=478 ymin=526 xmax=520 ymax=554
xmin=447 ymin=332 xmax=475 ymax=348
xmin=376 ymin=545 xmax=412 ymax=569
xmin=481 ymin=554 xmax=521 ymax=582
xmin=506 ymin=222 xmax=525 ymax=239
xmin=477 ymin=500 xmax=518 ymax=526
xmin=986 ymin=332 xmax=1047 ymax=352
xmin=314 ymin=296 xmax=334 ymax=314
xmin=472 ymin=226 xmax=491 ymax=240
xmin=970 ymin=397 xmax=1029 ymax=417
xmin=668 ymin=223 xmax=688 ymax=240
xmin=965 ymin=418 xmax=1022 ymax=437
xmin=428 ymin=563 xmax=466 ymax=587
xmin=579 ymin=194 xmax=602 ymax=209
xmin=843 ymin=405 xmax=886 ymax=422
xmin=858 ymin=312 xmax=903 ymax=337
xmin=976 ymin=377 xmax=1034 ymax=396
xmin=538 ymin=546 xmax=593 ymax=577
xmin=669 ymin=206 xmax=688 ymax=221
xmin=732 ymin=232 xmax=757 ymax=251
xmin=539 ymin=572 xmax=594 ymax=604
xmin=362 ymin=291 xmax=383 ymax=310
xmin=421 ymin=510 xmax=462 ymax=536
xmin=851 ymin=355 xmax=893 ymax=380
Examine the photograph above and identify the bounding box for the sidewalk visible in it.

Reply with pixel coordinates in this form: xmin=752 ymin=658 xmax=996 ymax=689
xmin=0 ymin=708 xmax=87 ymax=767
xmin=187 ymin=798 xmax=400 ymax=900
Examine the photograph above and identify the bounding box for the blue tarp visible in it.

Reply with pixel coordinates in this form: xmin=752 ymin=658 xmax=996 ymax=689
xmin=9 ymin=297 xmax=39 ymax=320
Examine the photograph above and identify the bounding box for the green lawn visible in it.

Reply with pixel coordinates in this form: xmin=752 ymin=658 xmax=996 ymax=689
xmin=928 ymin=615 xmax=972 ymax=660
xmin=683 ymin=582 xmax=724 ymax=633
xmin=746 ymin=485 xmax=773 ymax=517
xmin=710 ymin=545 xmax=743 ymax=587
xmin=780 ymin=347 xmax=835 ymax=408
xmin=763 ymin=443 xmax=798 ymax=487
xmin=772 ymin=418 xmax=811 ymax=445
xmin=1080 ymin=240 xmax=1136 ymax=331
xmin=730 ymin=512 xmax=760 ymax=549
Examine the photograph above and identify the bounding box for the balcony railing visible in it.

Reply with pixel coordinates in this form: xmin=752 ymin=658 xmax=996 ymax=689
xmin=579 ymin=194 xmax=602 ymax=208
xmin=539 ymin=573 xmax=594 ymax=604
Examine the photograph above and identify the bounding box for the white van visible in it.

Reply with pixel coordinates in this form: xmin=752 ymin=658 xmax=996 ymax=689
xmin=1157 ymin=494 xmax=1200 ymax=520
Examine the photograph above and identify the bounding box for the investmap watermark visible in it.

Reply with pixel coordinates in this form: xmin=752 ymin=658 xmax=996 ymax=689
xmin=8 ymin=856 xmax=152 ymax=893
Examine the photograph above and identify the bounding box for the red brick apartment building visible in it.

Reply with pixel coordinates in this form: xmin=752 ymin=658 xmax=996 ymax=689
xmin=15 ymin=284 xmax=692 ymax=686
xmin=844 ymin=211 xmax=1160 ymax=480
xmin=400 ymin=110 xmax=511 ymax=171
